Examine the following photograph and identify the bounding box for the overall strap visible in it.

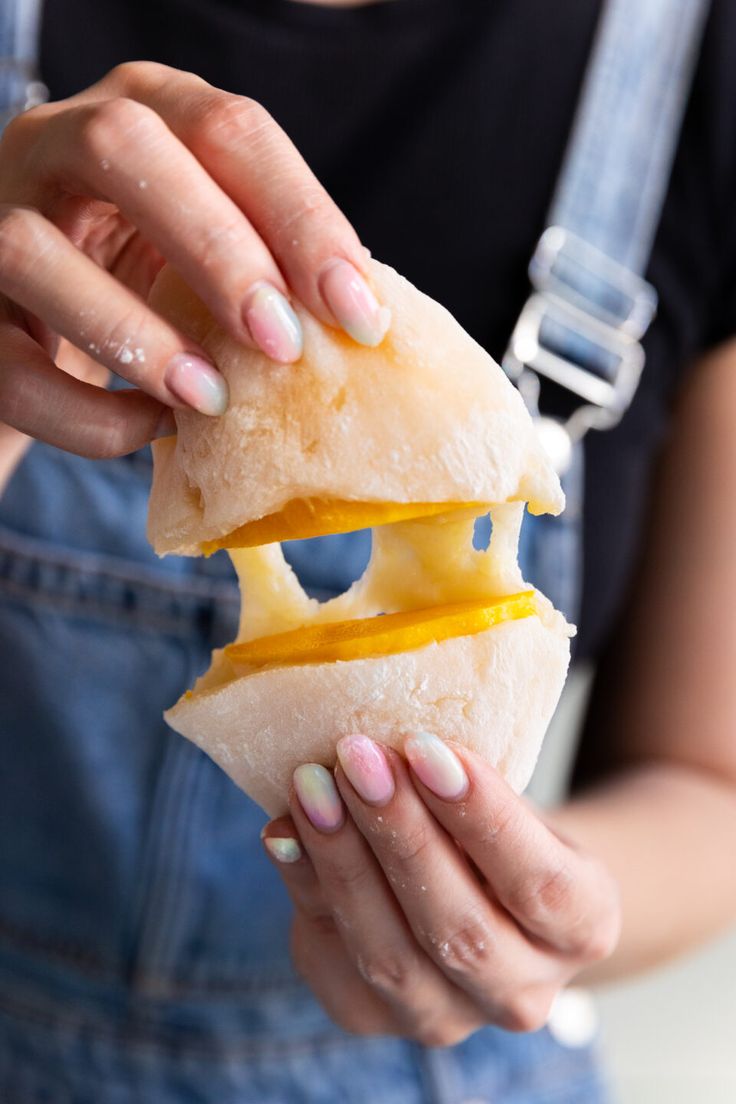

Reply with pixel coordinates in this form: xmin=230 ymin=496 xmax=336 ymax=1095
xmin=508 ymin=0 xmax=709 ymax=623
xmin=0 ymin=0 xmax=46 ymax=132
xmin=504 ymin=0 xmax=710 ymax=469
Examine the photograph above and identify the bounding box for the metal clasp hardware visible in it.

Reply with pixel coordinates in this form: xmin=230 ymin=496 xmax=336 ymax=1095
xmin=503 ymin=226 xmax=658 ymax=447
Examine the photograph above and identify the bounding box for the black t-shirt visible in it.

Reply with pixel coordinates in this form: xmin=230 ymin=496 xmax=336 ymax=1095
xmin=40 ymin=0 xmax=736 ymax=660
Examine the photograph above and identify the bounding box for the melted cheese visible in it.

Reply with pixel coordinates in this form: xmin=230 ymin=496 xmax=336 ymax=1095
xmin=229 ymin=502 xmax=527 ymax=644
xmin=201 ymin=497 xmax=481 ymax=554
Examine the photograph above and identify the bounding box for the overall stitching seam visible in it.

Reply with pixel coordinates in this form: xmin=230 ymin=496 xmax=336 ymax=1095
xmin=0 ymin=524 xmax=238 ymax=601
xmin=0 ymin=989 xmax=386 ymax=1060
xmin=0 ymin=576 xmax=237 ymax=639
xmin=0 ymin=925 xmax=302 ymax=994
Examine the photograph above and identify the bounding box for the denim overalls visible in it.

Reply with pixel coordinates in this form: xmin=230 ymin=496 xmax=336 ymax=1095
xmin=0 ymin=439 xmax=610 ymax=1102
xmin=0 ymin=0 xmax=633 ymax=1091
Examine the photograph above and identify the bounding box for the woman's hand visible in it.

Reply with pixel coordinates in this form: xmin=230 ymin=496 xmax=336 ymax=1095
xmin=262 ymin=733 xmax=621 ymax=1046
xmin=0 ymin=61 xmax=385 ymax=459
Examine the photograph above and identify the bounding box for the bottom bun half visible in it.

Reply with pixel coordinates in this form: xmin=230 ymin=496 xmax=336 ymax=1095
xmin=166 ymin=615 xmax=570 ymax=816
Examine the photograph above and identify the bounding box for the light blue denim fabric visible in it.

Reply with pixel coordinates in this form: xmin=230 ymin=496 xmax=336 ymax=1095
xmin=0 ymin=443 xmax=609 ymax=1103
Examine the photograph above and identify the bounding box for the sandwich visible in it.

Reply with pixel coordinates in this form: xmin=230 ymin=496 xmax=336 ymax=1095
xmin=147 ymin=260 xmax=572 ymax=815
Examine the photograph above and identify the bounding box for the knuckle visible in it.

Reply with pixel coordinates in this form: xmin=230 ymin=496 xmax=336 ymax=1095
xmin=356 ymin=950 xmax=415 ymax=999
xmin=79 ymin=430 xmax=128 ymax=461
xmin=426 ymin=913 xmax=493 ymax=979
xmin=0 ymin=105 xmax=49 ymax=156
xmin=576 ymin=909 xmax=621 ymax=963
xmin=482 ymin=794 xmax=521 ymax=843
xmin=0 ymin=205 xmax=48 ymax=275
xmin=318 ymin=851 xmax=372 ymax=896
xmin=389 ymin=820 xmax=433 ymax=866
xmin=191 ymin=93 xmax=274 ymax=150
xmin=264 ymin=184 xmax=336 ymax=248
xmin=107 ymin=60 xmax=172 ymax=90
xmin=302 ymin=907 xmax=337 ymax=939
xmin=508 ymin=865 xmax=574 ymax=927
xmin=78 ymin=98 xmax=163 ymax=158
xmin=194 ymin=217 xmax=250 ymax=273
xmin=498 ymin=990 xmax=553 ymax=1035
xmin=77 ymin=401 xmax=145 ymax=460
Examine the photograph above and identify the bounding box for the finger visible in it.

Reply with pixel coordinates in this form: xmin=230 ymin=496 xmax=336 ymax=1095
xmin=334 ymin=738 xmax=559 ymax=1031
xmin=290 ymin=764 xmax=497 ymax=1042
xmin=110 ymin=64 xmax=390 ymax=345
xmin=0 ymin=320 xmax=172 ymax=457
xmin=262 ymin=816 xmax=400 ymax=1037
xmin=290 ymin=912 xmax=398 ymax=1038
xmin=404 ymin=734 xmax=620 ymax=961
xmin=0 ymin=205 xmax=229 ymax=415
xmin=31 ymin=100 xmax=303 ymax=363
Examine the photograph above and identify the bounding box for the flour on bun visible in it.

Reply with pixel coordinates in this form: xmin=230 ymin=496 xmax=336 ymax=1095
xmin=148 ymin=259 xmax=572 ymax=816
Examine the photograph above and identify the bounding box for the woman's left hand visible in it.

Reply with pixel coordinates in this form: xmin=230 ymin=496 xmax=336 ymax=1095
xmin=261 ymin=732 xmax=621 ymax=1046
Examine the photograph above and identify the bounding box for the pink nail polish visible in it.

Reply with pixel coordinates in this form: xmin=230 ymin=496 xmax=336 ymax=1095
xmin=243 ymin=282 xmax=303 ymax=363
xmin=319 ymin=259 xmax=391 ymax=347
xmin=164 ymin=353 xmax=229 ymax=416
xmin=404 ymin=732 xmax=469 ymax=800
xmin=293 ymin=763 xmax=344 ymax=832
xmin=337 ymin=735 xmax=395 ymax=805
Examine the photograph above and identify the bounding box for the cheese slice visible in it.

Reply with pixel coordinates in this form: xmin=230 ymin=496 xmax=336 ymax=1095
xmin=225 ymin=591 xmax=536 ymax=671
xmin=201 ymin=497 xmax=481 ymax=554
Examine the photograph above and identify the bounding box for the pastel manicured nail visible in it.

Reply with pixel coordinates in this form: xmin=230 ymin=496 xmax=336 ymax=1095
xmin=337 ymin=734 xmax=395 ymax=805
xmin=319 ymin=258 xmax=391 ymax=346
xmin=264 ymin=836 xmax=302 ymax=864
xmin=243 ymin=282 xmax=303 ymax=363
xmin=294 ymin=763 xmax=344 ymax=832
xmin=164 ymin=353 xmax=229 ymax=416
xmin=404 ymin=732 xmax=469 ymax=800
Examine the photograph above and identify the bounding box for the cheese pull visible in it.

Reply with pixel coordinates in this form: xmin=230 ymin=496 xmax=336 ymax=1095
xmin=202 ymin=497 xmax=481 ymax=554
xmin=225 ymin=591 xmax=536 ymax=671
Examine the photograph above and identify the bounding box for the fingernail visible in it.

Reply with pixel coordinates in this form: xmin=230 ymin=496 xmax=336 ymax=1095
xmin=294 ymin=763 xmax=344 ymax=832
xmin=264 ymin=836 xmax=302 ymax=864
xmin=319 ymin=259 xmax=391 ymax=347
xmin=164 ymin=353 xmax=229 ymax=416
xmin=243 ymin=282 xmax=303 ymax=363
xmin=337 ymin=734 xmax=395 ymax=805
xmin=404 ymin=732 xmax=469 ymax=800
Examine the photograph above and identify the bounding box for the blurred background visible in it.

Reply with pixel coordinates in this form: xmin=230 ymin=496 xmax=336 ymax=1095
xmin=532 ymin=670 xmax=736 ymax=1104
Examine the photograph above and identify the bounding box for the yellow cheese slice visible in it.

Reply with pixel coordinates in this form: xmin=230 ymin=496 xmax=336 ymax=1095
xmin=202 ymin=497 xmax=483 ymax=554
xmin=225 ymin=590 xmax=536 ymax=671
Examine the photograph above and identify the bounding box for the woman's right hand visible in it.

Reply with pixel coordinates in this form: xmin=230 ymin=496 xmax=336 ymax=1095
xmin=0 ymin=61 xmax=388 ymax=460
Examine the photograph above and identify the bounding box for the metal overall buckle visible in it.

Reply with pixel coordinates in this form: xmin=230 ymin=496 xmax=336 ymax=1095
xmin=503 ymin=227 xmax=658 ymax=474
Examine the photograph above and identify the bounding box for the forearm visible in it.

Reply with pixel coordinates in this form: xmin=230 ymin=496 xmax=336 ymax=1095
xmin=549 ymin=761 xmax=736 ymax=985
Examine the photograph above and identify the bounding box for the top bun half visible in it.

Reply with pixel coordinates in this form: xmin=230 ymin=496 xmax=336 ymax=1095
xmin=147 ymin=259 xmax=562 ymax=556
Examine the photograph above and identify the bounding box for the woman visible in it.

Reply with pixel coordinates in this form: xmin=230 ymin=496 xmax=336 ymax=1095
xmin=1 ymin=0 xmax=736 ymax=1101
